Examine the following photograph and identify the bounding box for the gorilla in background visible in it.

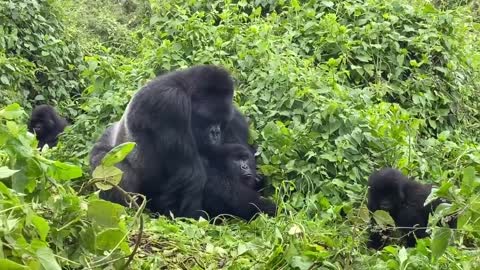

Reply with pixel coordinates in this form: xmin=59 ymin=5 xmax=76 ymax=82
xmin=202 ymin=143 xmax=277 ymax=220
xmin=28 ymin=105 xmax=68 ymax=148
xmin=90 ymin=65 xmax=235 ymax=218
xmin=367 ymin=168 xmax=457 ymax=249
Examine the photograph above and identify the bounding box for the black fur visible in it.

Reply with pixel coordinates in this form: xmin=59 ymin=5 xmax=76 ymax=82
xmin=367 ymin=168 xmax=456 ymax=249
xmin=202 ymin=143 xmax=277 ymax=220
xmin=193 ymin=106 xmax=265 ymax=191
xmin=28 ymin=105 xmax=68 ymax=148
xmin=89 ymin=65 xmax=235 ymax=218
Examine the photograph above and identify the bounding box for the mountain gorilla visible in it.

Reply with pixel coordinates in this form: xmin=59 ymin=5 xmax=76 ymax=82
xmin=367 ymin=168 xmax=457 ymax=249
xmin=28 ymin=105 xmax=68 ymax=148
xmin=90 ymin=65 xmax=235 ymax=218
xmin=193 ymin=107 xmax=265 ymax=191
xmin=202 ymin=143 xmax=277 ymax=220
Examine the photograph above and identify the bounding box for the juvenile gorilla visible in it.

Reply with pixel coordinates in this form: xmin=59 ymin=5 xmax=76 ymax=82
xmin=193 ymin=107 xmax=265 ymax=191
xmin=202 ymin=143 xmax=277 ymax=220
xmin=367 ymin=168 xmax=456 ymax=249
xmin=89 ymin=65 xmax=235 ymax=218
xmin=28 ymin=105 xmax=68 ymax=148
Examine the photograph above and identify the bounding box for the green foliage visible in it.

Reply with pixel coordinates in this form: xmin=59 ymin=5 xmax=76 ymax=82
xmin=0 ymin=0 xmax=84 ymax=109
xmin=0 ymin=104 xmax=135 ymax=268
xmin=2 ymin=0 xmax=480 ymax=268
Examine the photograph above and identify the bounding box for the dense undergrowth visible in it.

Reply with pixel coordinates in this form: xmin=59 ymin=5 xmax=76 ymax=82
xmin=1 ymin=0 xmax=480 ymax=269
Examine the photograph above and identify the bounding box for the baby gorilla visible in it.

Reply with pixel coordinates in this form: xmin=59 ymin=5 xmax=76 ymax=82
xmin=192 ymin=106 xmax=265 ymax=191
xmin=367 ymin=168 xmax=456 ymax=249
xmin=28 ymin=105 xmax=68 ymax=148
xmin=203 ymin=144 xmax=277 ymax=221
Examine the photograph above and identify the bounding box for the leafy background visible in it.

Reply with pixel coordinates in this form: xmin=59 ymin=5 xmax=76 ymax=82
xmin=1 ymin=0 xmax=480 ymax=269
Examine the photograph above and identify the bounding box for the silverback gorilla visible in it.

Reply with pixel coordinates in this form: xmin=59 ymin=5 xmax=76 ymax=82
xmin=367 ymin=168 xmax=456 ymax=249
xmin=90 ymin=65 xmax=235 ymax=218
xmin=202 ymin=143 xmax=277 ymax=220
xmin=28 ymin=105 xmax=68 ymax=148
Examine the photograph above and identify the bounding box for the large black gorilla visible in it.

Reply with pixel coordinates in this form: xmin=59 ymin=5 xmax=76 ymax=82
xmin=28 ymin=105 xmax=68 ymax=148
xmin=202 ymin=143 xmax=277 ymax=220
xmin=367 ymin=168 xmax=457 ymax=249
xmin=90 ymin=65 xmax=235 ymax=218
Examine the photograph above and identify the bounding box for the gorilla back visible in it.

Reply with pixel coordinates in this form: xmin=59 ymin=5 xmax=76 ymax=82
xmin=90 ymin=65 xmax=235 ymax=218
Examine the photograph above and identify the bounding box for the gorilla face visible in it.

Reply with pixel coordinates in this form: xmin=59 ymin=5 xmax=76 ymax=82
xmin=367 ymin=168 xmax=406 ymax=214
xmin=207 ymin=124 xmax=222 ymax=146
xmin=224 ymin=145 xmax=258 ymax=189
xmin=29 ymin=107 xmax=58 ymax=139
xmin=28 ymin=105 xmax=69 ymax=148
xmin=190 ymin=88 xmax=233 ymax=150
xmin=192 ymin=114 xmax=228 ymax=155
xmin=30 ymin=117 xmax=54 ymax=139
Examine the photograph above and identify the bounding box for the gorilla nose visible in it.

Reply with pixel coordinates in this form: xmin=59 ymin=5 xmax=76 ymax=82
xmin=210 ymin=129 xmax=221 ymax=139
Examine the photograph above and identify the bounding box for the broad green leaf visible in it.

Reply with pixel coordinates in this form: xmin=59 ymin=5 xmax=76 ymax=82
xmin=87 ymin=199 xmax=125 ymax=228
xmin=47 ymin=161 xmax=82 ymax=181
xmin=424 ymin=187 xmax=438 ymax=206
xmin=435 ymin=181 xmax=453 ymax=197
xmin=0 ymin=259 xmax=29 ymax=270
xmin=457 ymin=210 xmax=471 ymax=230
xmin=0 ymin=75 xmax=10 ymax=85
xmin=290 ymin=256 xmax=314 ymax=270
xmin=36 ymin=247 xmax=61 ymax=270
xmin=358 ymin=205 xmax=370 ymax=223
xmin=288 ymin=224 xmax=303 ymax=236
xmin=431 ymin=227 xmax=451 ymax=261
xmin=101 ymin=142 xmax=136 ymax=166
xmin=396 ymin=54 xmax=405 ymax=66
xmin=471 ymin=201 xmax=480 ymax=213
xmin=0 ymin=104 xmax=24 ymax=120
xmin=237 ymin=243 xmax=252 ymax=256
xmin=373 ymin=210 xmax=395 ymax=227
xmin=96 ymin=228 xmax=127 ymax=251
xmin=291 ymin=0 xmax=300 ymax=10
xmin=0 ymin=166 xmax=19 ymax=179
xmin=322 ymin=1 xmax=334 ymax=8
xmin=92 ymin=165 xmax=123 ymax=190
xmin=461 ymin=166 xmax=477 ymax=193
xmin=6 ymin=121 xmax=19 ymax=135
xmin=0 ymin=182 xmax=13 ymax=197
xmin=31 ymin=215 xmax=50 ymax=241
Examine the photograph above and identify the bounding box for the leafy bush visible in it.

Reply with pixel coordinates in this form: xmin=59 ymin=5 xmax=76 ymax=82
xmin=0 ymin=0 xmax=84 ymax=107
xmin=0 ymin=104 xmax=142 ymax=269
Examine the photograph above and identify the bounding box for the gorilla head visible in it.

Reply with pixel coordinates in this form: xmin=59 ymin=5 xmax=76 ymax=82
xmin=202 ymin=143 xmax=277 ymax=220
xmin=204 ymin=143 xmax=257 ymax=185
xmin=367 ymin=168 xmax=407 ymax=216
xmin=189 ymin=68 xmax=235 ymax=156
xmin=28 ymin=105 xmax=68 ymax=148
xmin=222 ymin=144 xmax=258 ymax=189
xmin=191 ymin=114 xmax=225 ymax=155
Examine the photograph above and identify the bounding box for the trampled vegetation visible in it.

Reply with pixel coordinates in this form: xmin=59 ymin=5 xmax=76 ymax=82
xmin=1 ymin=0 xmax=480 ymax=269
